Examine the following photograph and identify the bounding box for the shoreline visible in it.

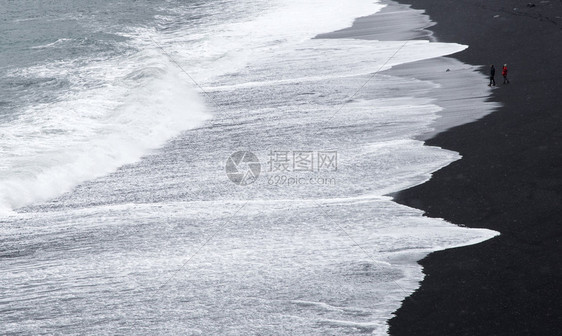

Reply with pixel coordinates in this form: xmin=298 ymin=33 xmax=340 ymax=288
xmin=388 ymin=1 xmax=562 ymax=335
xmin=318 ymin=1 xmax=506 ymax=333
xmin=320 ymin=2 xmax=500 ymax=140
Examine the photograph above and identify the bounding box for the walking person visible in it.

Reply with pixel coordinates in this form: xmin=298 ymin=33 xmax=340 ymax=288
xmin=502 ymin=64 xmax=510 ymax=84
xmin=489 ymin=64 xmax=496 ymax=86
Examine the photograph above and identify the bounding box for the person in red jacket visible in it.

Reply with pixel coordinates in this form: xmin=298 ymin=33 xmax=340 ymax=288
xmin=502 ymin=64 xmax=510 ymax=84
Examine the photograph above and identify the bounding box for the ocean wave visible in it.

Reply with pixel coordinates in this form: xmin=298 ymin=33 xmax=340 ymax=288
xmin=0 ymin=49 xmax=210 ymax=212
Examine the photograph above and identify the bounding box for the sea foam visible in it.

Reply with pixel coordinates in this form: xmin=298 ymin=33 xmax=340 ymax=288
xmin=0 ymin=50 xmax=210 ymax=212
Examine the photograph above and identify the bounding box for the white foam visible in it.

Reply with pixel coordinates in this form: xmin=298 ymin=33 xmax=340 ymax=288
xmin=129 ymin=0 xmax=386 ymax=83
xmin=0 ymin=50 xmax=210 ymax=211
xmin=1 ymin=0 xmax=388 ymax=213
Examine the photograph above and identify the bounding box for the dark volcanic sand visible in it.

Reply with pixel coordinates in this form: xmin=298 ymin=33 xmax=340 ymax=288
xmin=388 ymin=1 xmax=562 ymax=336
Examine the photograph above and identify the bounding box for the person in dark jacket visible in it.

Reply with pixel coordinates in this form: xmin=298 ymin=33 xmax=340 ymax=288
xmin=489 ymin=64 xmax=496 ymax=86
xmin=502 ymin=64 xmax=509 ymax=84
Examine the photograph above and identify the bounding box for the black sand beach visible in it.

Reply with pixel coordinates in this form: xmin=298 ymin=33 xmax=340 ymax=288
xmin=387 ymin=1 xmax=562 ymax=335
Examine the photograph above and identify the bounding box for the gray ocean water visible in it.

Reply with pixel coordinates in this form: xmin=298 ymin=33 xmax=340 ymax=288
xmin=1 ymin=1 xmax=498 ymax=334
xmin=2 ymin=0 xmax=142 ymax=118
